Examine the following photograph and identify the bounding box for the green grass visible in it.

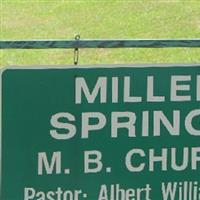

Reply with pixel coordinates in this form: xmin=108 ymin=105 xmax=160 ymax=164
xmin=1 ymin=0 xmax=200 ymax=68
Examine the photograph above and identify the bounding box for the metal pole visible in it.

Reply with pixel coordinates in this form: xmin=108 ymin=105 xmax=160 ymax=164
xmin=1 ymin=39 xmax=200 ymax=49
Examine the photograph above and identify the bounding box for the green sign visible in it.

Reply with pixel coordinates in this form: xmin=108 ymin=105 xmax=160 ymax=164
xmin=1 ymin=65 xmax=200 ymax=200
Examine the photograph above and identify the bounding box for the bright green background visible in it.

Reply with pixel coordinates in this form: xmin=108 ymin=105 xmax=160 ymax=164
xmin=1 ymin=0 xmax=200 ymax=67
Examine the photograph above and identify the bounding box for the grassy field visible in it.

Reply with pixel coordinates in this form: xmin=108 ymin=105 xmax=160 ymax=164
xmin=1 ymin=0 xmax=200 ymax=68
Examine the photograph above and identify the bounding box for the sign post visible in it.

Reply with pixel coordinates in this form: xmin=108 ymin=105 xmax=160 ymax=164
xmin=1 ymin=64 xmax=200 ymax=200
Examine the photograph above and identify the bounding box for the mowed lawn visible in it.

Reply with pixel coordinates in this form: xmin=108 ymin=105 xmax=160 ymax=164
xmin=1 ymin=1 xmax=200 ymax=68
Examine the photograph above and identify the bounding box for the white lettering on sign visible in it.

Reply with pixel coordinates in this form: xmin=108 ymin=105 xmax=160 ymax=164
xmin=185 ymin=109 xmax=200 ymax=136
xmin=49 ymin=109 xmax=200 ymax=139
xmin=82 ymin=112 xmax=106 ymax=138
xmin=38 ymin=152 xmax=61 ymax=175
xmin=75 ymin=75 xmax=200 ymax=104
xmin=24 ymin=187 xmax=84 ymax=200
xmin=111 ymin=112 xmax=136 ymax=138
xmin=197 ymin=75 xmax=200 ymax=101
xmin=125 ymin=147 xmax=200 ymax=172
xmin=124 ymin=76 xmax=142 ymax=102
xmin=147 ymin=76 xmax=165 ymax=102
xmin=75 ymin=77 xmax=107 ymax=104
xmin=84 ymin=150 xmax=103 ymax=173
xmin=171 ymin=75 xmax=191 ymax=101
xmin=154 ymin=110 xmax=180 ymax=136
xmin=50 ymin=113 xmax=76 ymax=140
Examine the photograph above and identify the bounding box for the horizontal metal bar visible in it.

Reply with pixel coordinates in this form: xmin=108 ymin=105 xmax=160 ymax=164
xmin=0 ymin=39 xmax=200 ymax=49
